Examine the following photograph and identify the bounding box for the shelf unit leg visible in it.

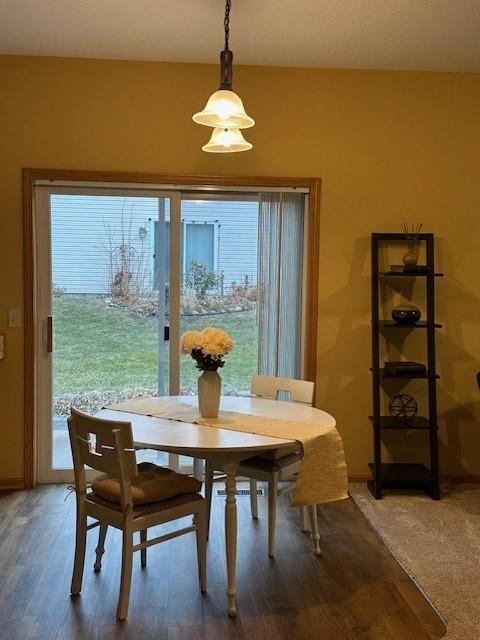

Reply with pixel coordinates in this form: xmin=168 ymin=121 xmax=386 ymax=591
xmin=429 ymin=428 xmax=440 ymax=500
xmin=367 ymin=480 xmax=382 ymax=500
xmin=370 ymin=413 xmax=383 ymax=498
xmin=426 ymin=234 xmax=440 ymax=501
xmin=370 ymin=233 xmax=382 ymax=500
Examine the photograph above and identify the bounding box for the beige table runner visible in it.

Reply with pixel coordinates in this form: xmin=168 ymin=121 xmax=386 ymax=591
xmin=108 ymin=398 xmax=348 ymax=507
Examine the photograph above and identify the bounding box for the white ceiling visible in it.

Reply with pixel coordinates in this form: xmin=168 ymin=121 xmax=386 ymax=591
xmin=1 ymin=0 xmax=480 ymax=73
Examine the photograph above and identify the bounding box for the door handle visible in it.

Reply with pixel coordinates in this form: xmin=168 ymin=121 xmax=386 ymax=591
xmin=46 ymin=316 xmax=53 ymax=353
xmin=164 ymin=325 xmax=170 ymax=341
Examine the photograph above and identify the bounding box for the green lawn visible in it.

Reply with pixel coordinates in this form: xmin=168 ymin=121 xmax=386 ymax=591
xmin=53 ymin=296 xmax=257 ymax=406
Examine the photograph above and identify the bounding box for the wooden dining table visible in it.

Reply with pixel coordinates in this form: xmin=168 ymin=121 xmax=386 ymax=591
xmin=99 ymin=395 xmax=337 ymax=617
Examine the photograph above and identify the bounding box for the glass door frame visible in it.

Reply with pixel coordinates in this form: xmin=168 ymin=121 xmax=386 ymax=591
xmin=35 ymin=185 xmax=182 ymax=483
xmin=24 ymin=169 xmax=321 ymax=490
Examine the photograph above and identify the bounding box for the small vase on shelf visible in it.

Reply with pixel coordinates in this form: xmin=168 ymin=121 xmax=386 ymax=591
xmin=401 ymin=222 xmax=422 ymax=266
xmin=402 ymin=249 xmax=418 ymax=266
xmin=198 ymin=370 xmax=222 ymax=418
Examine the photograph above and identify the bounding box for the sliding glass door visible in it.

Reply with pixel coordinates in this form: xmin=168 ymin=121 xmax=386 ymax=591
xmin=35 ymin=184 xmax=308 ymax=482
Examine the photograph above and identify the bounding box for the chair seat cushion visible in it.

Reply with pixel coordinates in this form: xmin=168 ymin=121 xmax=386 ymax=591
xmin=87 ymin=490 xmax=204 ymax=518
xmin=91 ymin=462 xmax=202 ymax=505
xmin=257 ymin=443 xmax=301 ymax=460
xmin=238 ymin=451 xmax=303 ymax=473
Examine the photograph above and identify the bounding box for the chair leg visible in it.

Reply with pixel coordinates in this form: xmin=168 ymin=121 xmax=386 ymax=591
xmin=71 ymin=508 xmax=87 ymax=595
xmin=268 ymin=474 xmax=278 ymax=558
xmin=204 ymin=459 xmax=214 ymax=540
xmin=193 ymin=458 xmax=204 ymax=481
xmin=93 ymin=523 xmax=108 ymax=572
xmin=249 ymin=479 xmax=259 ymax=519
xmin=194 ymin=509 xmax=207 ymax=593
xmin=301 ymin=506 xmax=311 ymax=532
xmin=116 ymin=530 xmax=134 ymax=621
xmin=140 ymin=529 xmax=147 ymax=568
xmin=308 ymin=505 xmax=321 ymax=556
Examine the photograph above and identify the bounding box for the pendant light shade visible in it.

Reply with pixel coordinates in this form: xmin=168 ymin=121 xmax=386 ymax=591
xmin=193 ymin=89 xmax=254 ymax=129
xmin=202 ymin=127 xmax=253 ymax=153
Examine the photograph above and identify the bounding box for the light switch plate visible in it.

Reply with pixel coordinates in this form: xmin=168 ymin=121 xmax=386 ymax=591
xmin=8 ymin=308 xmax=21 ymax=328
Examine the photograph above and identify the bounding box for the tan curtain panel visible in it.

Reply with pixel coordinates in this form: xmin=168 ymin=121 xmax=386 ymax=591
xmin=257 ymin=192 xmax=305 ymax=379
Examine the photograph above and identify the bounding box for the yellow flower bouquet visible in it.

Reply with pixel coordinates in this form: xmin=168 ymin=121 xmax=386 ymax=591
xmin=181 ymin=327 xmax=234 ymax=417
xmin=181 ymin=327 xmax=234 ymax=371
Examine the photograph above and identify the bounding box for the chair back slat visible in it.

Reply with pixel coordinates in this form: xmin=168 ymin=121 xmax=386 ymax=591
xmin=251 ymin=374 xmax=314 ymax=405
xmin=68 ymin=408 xmax=138 ymax=478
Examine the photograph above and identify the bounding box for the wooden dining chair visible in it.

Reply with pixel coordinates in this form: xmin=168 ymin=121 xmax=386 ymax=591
xmin=205 ymin=375 xmax=321 ymax=558
xmin=68 ymin=407 xmax=207 ymax=621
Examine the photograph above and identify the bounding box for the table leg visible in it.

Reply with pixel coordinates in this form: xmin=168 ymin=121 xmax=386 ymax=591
xmin=193 ymin=458 xmax=204 ymax=481
xmin=222 ymin=461 xmax=238 ymax=617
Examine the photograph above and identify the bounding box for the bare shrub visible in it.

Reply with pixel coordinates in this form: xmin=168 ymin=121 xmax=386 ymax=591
xmin=103 ymin=205 xmax=152 ymax=304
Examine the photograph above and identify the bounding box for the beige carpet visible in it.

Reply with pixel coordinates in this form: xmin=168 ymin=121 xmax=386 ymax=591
xmin=349 ymin=483 xmax=480 ymax=640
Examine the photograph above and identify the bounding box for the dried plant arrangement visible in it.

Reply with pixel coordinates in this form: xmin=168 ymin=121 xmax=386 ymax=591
xmin=402 ymin=222 xmax=423 ymax=249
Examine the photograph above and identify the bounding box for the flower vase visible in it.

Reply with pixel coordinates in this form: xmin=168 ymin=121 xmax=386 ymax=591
xmin=198 ymin=370 xmax=221 ymax=418
xmin=402 ymin=249 xmax=418 ymax=266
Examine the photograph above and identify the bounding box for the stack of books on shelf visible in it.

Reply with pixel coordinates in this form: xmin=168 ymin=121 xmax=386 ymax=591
xmin=383 ymin=361 xmax=427 ymax=376
xmin=387 ymin=265 xmax=430 ymax=274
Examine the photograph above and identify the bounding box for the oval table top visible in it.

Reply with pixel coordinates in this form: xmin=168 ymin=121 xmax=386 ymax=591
xmin=98 ymin=395 xmax=336 ymax=456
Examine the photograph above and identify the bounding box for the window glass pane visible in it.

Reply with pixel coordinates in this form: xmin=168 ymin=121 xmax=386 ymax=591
xmin=180 ymin=199 xmax=258 ymax=396
xmin=50 ymin=194 xmax=169 ymax=470
xmin=185 ymin=223 xmax=214 ymax=272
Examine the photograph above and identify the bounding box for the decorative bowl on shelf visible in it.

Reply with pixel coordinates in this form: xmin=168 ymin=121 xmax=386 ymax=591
xmin=391 ymin=304 xmax=421 ymax=324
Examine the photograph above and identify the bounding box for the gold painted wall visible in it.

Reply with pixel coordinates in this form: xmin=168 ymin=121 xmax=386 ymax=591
xmin=1 ymin=55 xmax=479 ymax=481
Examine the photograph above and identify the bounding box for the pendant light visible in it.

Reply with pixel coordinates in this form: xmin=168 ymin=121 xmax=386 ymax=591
xmin=193 ymin=0 xmax=254 ymax=152
xmin=202 ymin=127 xmax=253 ymax=153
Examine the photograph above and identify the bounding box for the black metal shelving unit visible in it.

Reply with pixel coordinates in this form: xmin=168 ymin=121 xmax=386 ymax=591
xmin=369 ymin=232 xmax=442 ymax=500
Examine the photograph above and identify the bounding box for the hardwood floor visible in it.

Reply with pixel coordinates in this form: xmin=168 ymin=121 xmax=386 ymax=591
xmin=0 ymin=485 xmax=445 ymax=640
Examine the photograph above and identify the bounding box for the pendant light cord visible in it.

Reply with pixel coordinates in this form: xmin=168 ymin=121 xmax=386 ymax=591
xmin=224 ymin=0 xmax=231 ymax=51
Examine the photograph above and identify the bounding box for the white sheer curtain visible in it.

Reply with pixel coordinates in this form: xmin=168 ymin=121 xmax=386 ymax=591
xmin=257 ymin=192 xmax=305 ymax=378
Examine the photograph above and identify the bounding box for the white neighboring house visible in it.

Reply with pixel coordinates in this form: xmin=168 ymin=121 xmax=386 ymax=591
xmin=51 ymin=195 xmax=258 ymax=295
